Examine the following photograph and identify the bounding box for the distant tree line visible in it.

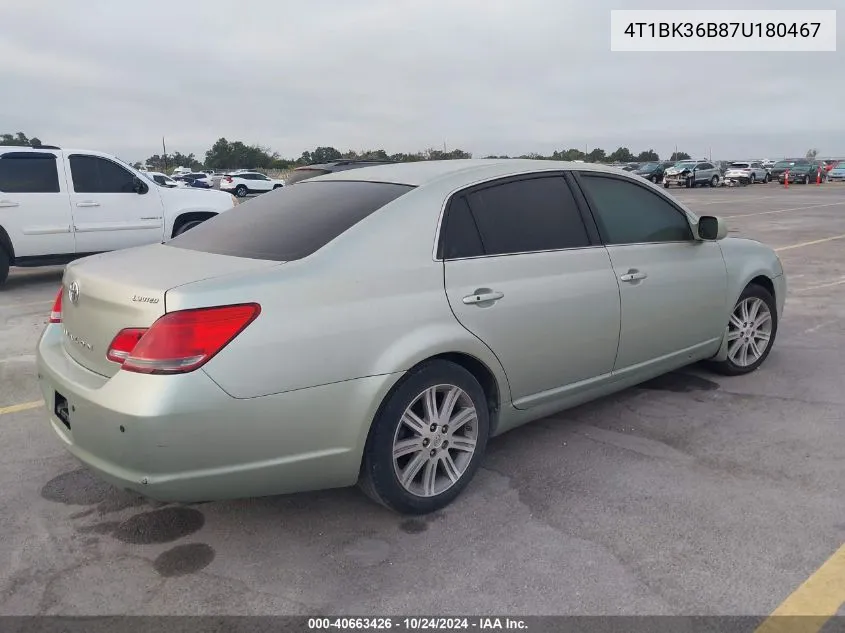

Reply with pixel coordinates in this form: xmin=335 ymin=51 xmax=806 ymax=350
xmin=9 ymin=131 xmax=822 ymax=172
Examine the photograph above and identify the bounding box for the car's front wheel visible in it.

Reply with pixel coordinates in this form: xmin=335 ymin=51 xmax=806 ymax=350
xmin=709 ymin=284 xmax=778 ymax=376
xmin=0 ymin=247 xmax=9 ymax=286
xmin=359 ymin=360 xmax=490 ymax=514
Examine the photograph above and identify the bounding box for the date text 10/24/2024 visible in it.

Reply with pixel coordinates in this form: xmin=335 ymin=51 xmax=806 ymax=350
xmin=610 ymin=9 xmax=836 ymax=52
xmin=307 ymin=617 xmax=528 ymax=630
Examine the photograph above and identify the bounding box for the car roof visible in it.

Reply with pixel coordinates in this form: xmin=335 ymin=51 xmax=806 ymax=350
xmin=305 ymin=158 xmax=631 ymax=187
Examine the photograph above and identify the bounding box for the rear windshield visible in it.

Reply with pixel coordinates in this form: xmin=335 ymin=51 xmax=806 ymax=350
xmin=167 ymin=180 xmax=414 ymax=261
xmin=285 ymin=168 xmax=330 ymax=185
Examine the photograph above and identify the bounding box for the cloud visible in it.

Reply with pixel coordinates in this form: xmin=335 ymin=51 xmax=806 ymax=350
xmin=1 ymin=0 xmax=842 ymax=161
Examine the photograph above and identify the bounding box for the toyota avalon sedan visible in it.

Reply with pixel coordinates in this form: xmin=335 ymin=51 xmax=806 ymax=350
xmin=36 ymin=159 xmax=786 ymax=515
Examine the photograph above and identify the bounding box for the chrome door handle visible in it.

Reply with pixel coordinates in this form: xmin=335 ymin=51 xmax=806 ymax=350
xmin=620 ymin=271 xmax=648 ymax=282
xmin=0 ymin=200 xmax=19 ymax=208
xmin=76 ymin=201 xmax=100 ymax=207
xmin=462 ymin=290 xmax=504 ymax=305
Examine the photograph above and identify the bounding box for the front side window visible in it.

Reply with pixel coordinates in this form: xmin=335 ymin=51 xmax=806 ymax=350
xmin=70 ymin=155 xmax=136 ymax=193
xmin=0 ymin=152 xmax=60 ymax=193
xmin=460 ymin=176 xmax=590 ymax=256
xmin=578 ymin=174 xmax=694 ymax=245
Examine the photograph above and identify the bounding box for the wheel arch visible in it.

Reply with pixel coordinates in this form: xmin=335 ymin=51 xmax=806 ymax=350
xmin=710 ymin=271 xmax=780 ymax=362
xmin=170 ymin=211 xmax=217 ymax=238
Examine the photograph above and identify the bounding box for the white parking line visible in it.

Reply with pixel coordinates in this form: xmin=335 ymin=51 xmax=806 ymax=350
xmin=776 ymin=233 xmax=845 ymax=252
xmin=690 ymin=194 xmax=786 ymax=206
xmin=793 ymin=277 xmax=845 ymax=292
xmin=725 ymin=201 xmax=845 ymax=219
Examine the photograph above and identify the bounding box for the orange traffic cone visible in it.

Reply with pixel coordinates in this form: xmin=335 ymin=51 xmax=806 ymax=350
xmin=817 ymin=167 xmax=822 ymax=185
xmin=784 ymin=171 xmax=789 ymax=189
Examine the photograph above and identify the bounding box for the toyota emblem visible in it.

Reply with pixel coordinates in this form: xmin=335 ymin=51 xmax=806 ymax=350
xmin=68 ymin=281 xmax=80 ymax=305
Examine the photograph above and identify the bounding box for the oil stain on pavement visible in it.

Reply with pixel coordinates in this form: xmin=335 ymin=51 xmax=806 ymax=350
xmin=42 ymin=468 xmax=216 ymax=578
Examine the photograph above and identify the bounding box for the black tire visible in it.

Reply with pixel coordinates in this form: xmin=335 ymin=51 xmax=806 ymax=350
xmin=235 ymin=185 xmax=248 ymax=197
xmin=663 ymin=183 xmax=670 ymax=189
xmin=764 ymin=173 xmax=770 ymax=183
xmin=649 ymin=175 xmax=656 ymax=183
xmin=803 ymin=175 xmax=809 ymax=185
xmin=749 ymin=174 xmax=756 ymax=184
xmin=710 ymin=175 xmax=720 ymax=187
xmin=0 ymin=247 xmax=9 ymax=286
xmin=359 ymin=360 xmax=490 ymax=514
xmin=707 ymin=284 xmax=778 ymax=377
xmin=173 ymin=219 xmax=203 ymax=236
xmin=273 ymin=184 xmax=283 ymax=190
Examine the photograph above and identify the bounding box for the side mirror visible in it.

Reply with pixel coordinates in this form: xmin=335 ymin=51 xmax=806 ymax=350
xmin=132 ymin=176 xmax=149 ymax=194
xmin=698 ymin=215 xmax=727 ymax=240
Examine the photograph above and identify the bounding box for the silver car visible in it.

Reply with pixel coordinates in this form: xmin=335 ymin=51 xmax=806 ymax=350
xmin=36 ymin=160 xmax=786 ymax=514
xmin=663 ymin=161 xmax=722 ymax=188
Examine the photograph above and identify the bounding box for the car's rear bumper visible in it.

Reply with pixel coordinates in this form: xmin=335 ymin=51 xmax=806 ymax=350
xmin=36 ymin=324 xmax=401 ymax=502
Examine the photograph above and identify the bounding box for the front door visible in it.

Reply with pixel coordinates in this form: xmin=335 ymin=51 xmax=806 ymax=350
xmin=65 ymin=154 xmax=164 ymax=253
xmin=575 ymin=172 xmax=728 ymax=373
xmin=440 ymin=174 xmax=621 ymax=408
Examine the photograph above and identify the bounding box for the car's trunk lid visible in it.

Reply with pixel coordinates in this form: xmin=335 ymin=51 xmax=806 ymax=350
xmin=60 ymin=244 xmax=280 ymax=377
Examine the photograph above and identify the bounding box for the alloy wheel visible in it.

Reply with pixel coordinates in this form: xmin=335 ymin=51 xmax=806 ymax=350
xmin=727 ymin=297 xmax=773 ymax=367
xmin=392 ymin=384 xmax=479 ymax=498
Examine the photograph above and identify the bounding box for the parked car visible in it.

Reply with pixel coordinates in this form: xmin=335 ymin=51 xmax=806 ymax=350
xmin=632 ymin=162 xmax=668 ymax=183
xmin=827 ymin=163 xmax=845 ymax=182
xmin=663 ymin=161 xmax=721 ymax=188
xmin=0 ymin=146 xmax=237 ymax=285
xmin=769 ymin=159 xmax=810 ymax=181
xmin=775 ymin=160 xmax=825 ymax=185
xmin=285 ymin=160 xmax=397 ymax=185
xmin=724 ymin=161 xmax=770 ymax=184
xmin=219 ymin=171 xmax=285 ymax=197
xmin=821 ymin=159 xmax=840 ymax=173
xmin=175 ymin=172 xmax=213 ymax=188
xmin=761 ymin=160 xmax=776 ymax=170
xmin=171 ymin=166 xmax=192 ymax=176
xmin=36 ymin=159 xmax=785 ymax=514
xmin=143 ymin=171 xmax=186 ymax=188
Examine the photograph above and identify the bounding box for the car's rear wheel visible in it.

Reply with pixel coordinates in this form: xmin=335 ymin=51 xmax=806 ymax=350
xmin=0 ymin=247 xmax=9 ymax=286
xmin=749 ymin=174 xmax=756 ymax=184
xmin=708 ymin=284 xmax=778 ymax=376
xmin=359 ymin=360 xmax=490 ymax=514
xmin=235 ymin=185 xmax=247 ymax=197
xmin=663 ymin=182 xmax=670 ymax=188
xmin=273 ymin=184 xmax=283 ymax=190
xmin=710 ymin=175 xmax=720 ymax=187
xmin=764 ymin=173 xmax=770 ymax=183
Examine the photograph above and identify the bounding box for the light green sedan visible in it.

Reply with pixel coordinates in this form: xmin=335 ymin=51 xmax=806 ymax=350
xmin=36 ymin=159 xmax=785 ymax=514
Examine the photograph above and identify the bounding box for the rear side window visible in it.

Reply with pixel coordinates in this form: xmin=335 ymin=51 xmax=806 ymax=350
xmin=168 ymin=180 xmax=414 ymax=261
xmin=440 ymin=196 xmax=484 ymax=259
xmin=458 ymin=176 xmax=590 ymax=256
xmin=0 ymin=152 xmax=61 ymax=193
xmin=69 ymin=155 xmax=136 ymax=193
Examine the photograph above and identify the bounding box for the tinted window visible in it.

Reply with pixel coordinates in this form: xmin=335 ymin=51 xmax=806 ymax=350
xmin=168 ymin=180 xmax=414 ymax=261
xmin=70 ymin=155 xmax=136 ymax=193
xmin=462 ymin=176 xmax=590 ymax=256
xmin=0 ymin=153 xmax=60 ymax=193
xmin=579 ymin=175 xmax=693 ymax=245
xmin=699 ymin=163 xmax=714 ymax=170
xmin=153 ymin=175 xmax=166 ymax=185
xmin=440 ymin=196 xmax=484 ymax=259
xmin=286 ymin=168 xmax=330 ymax=184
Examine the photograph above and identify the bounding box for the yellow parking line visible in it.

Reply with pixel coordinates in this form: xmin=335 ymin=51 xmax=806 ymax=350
xmin=0 ymin=400 xmax=44 ymax=416
xmin=754 ymin=543 xmax=845 ymax=633
xmin=776 ymin=233 xmax=845 ymax=252
xmin=725 ymin=201 xmax=845 ymax=219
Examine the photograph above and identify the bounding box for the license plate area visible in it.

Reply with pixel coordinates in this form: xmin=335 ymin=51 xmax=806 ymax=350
xmin=54 ymin=391 xmax=71 ymax=430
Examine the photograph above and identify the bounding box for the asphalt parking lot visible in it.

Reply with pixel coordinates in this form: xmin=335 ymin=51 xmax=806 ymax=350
xmin=1 ymin=182 xmax=844 ymax=617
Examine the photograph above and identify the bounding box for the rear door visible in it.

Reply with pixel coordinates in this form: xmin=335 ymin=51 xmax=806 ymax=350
xmin=574 ymin=172 xmax=727 ymax=375
xmin=66 ymin=153 xmax=164 ymax=253
xmin=441 ymin=173 xmax=621 ymax=409
xmin=0 ymin=150 xmax=75 ymax=257
xmin=251 ymin=173 xmax=274 ymax=192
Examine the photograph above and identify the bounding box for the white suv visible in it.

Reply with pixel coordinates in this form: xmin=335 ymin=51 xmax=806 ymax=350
xmin=0 ymin=146 xmax=238 ymax=285
xmin=219 ymin=171 xmax=285 ymax=197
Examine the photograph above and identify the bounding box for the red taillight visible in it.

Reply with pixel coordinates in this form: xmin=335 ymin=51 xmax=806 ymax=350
xmin=106 ymin=328 xmax=148 ymax=364
xmin=49 ymin=287 xmax=63 ymax=323
xmin=223 ymin=176 xmax=232 ymax=182
xmin=108 ymin=303 xmax=261 ymax=375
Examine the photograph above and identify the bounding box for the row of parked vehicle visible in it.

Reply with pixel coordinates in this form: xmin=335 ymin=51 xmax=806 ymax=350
xmin=611 ymin=158 xmax=843 ymax=188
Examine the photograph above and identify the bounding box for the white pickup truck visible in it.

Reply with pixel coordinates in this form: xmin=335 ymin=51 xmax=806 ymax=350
xmin=0 ymin=146 xmax=238 ymax=285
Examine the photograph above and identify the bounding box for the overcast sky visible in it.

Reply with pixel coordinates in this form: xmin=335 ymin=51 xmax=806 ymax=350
xmin=2 ymin=0 xmax=842 ymax=162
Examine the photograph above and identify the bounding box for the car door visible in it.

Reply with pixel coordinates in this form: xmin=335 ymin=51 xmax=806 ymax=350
xmin=697 ymin=162 xmax=715 ymax=184
xmin=441 ymin=173 xmax=621 ymax=409
xmin=574 ymin=172 xmax=728 ymax=376
xmin=251 ymin=173 xmax=273 ymax=192
xmin=66 ymin=154 xmax=164 ymax=253
xmin=0 ymin=150 xmax=75 ymax=258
